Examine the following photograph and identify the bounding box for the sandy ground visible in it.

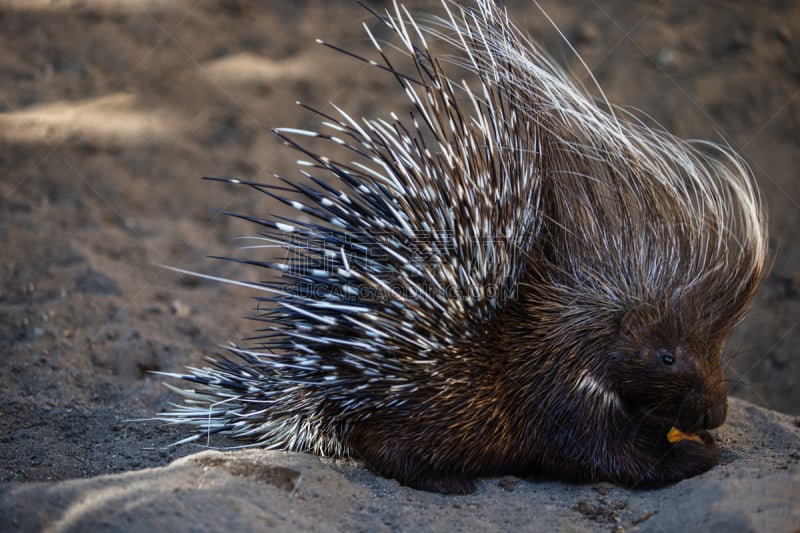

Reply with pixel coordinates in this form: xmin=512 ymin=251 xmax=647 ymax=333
xmin=0 ymin=0 xmax=799 ymax=530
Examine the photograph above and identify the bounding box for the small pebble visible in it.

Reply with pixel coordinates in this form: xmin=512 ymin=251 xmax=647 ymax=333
xmin=656 ymin=48 xmax=676 ymax=69
xmin=498 ymin=475 xmax=520 ymax=491
xmin=171 ymin=300 xmax=192 ymax=317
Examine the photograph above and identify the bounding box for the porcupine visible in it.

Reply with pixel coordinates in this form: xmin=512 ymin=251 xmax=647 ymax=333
xmin=158 ymin=0 xmax=767 ymax=494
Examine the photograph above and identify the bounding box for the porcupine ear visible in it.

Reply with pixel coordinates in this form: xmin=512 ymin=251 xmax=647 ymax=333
xmin=618 ymin=304 xmax=655 ymax=340
xmin=618 ymin=308 xmax=639 ymax=340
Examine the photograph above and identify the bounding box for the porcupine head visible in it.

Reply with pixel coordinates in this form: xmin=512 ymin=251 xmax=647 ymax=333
xmin=159 ymin=0 xmax=767 ymax=494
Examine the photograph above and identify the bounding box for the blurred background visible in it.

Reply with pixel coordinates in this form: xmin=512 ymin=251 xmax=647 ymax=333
xmin=1 ymin=0 xmax=798 ymax=482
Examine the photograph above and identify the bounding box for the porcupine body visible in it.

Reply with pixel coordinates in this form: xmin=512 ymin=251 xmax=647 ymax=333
xmin=159 ymin=0 xmax=767 ymax=494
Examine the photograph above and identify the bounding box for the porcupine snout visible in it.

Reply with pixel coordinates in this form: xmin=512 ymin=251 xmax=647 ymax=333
xmin=684 ymin=366 xmax=728 ymax=432
xmin=700 ymin=400 xmax=727 ymax=430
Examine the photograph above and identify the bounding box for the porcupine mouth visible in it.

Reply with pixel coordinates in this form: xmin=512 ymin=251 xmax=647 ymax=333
xmin=635 ymin=412 xmax=712 ymax=445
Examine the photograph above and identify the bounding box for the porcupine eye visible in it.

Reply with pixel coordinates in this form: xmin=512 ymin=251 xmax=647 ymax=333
xmin=659 ymin=350 xmax=675 ymax=366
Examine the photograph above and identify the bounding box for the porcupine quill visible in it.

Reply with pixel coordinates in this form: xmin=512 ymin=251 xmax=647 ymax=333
xmin=156 ymin=0 xmax=767 ymax=494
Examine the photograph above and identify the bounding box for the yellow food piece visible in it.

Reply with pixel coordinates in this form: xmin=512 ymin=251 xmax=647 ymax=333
xmin=667 ymin=426 xmax=703 ymax=444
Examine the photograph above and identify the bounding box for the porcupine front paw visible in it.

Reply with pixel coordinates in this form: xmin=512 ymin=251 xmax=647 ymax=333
xmin=634 ymin=430 xmax=718 ymax=486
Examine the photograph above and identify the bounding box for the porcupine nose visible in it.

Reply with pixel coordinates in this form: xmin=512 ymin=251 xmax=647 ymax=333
xmin=701 ymin=401 xmax=727 ymax=430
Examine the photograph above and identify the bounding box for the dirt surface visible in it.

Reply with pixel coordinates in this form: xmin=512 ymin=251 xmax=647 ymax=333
xmin=0 ymin=0 xmax=799 ymax=528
